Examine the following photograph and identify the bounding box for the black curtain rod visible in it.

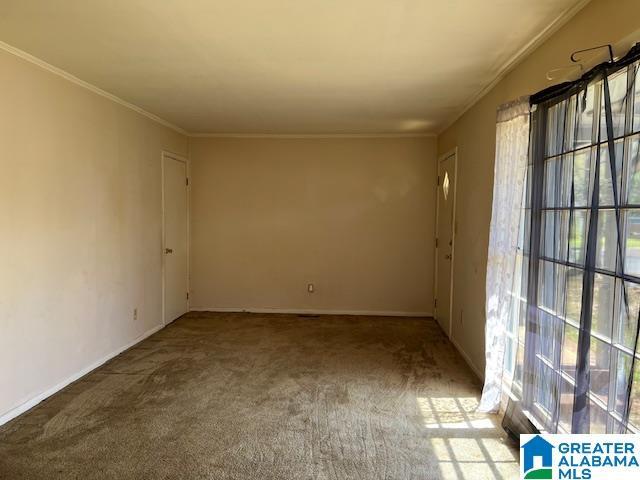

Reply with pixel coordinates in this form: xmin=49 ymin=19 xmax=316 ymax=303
xmin=531 ymin=43 xmax=640 ymax=106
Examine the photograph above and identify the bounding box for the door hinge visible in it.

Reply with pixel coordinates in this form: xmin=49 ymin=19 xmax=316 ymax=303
xmin=434 ymin=298 xmax=438 ymax=309
xmin=186 ymin=177 xmax=189 ymax=186
xmin=437 ymin=175 xmax=440 ymax=186
xmin=435 ymin=238 xmax=438 ymax=248
xmin=186 ymin=292 xmax=189 ymax=300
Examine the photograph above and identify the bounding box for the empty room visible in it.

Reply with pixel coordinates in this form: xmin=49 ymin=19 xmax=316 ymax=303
xmin=1 ymin=1 xmax=640 ymax=479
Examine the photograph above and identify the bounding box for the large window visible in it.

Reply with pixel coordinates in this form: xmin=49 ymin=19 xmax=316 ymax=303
xmin=505 ymin=49 xmax=640 ymax=434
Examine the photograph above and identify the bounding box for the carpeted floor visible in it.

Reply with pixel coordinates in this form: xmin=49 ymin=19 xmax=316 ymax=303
xmin=0 ymin=312 xmax=519 ymax=479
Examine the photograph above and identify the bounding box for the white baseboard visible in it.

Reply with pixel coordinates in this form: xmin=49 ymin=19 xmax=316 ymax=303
xmin=450 ymin=335 xmax=485 ymax=383
xmin=189 ymin=306 xmax=433 ymax=317
xmin=0 ymin=323 xmax=165 ymax=427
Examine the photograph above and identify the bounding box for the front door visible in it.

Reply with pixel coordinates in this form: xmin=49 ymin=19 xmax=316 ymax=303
xmin=435 ymin=151 xmax=456 ymax=337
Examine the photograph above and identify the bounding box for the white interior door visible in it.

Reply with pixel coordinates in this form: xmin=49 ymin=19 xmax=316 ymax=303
xmin=435 ymin=151 xmax=457 ymax=338
xmin=162 ymin=153 xmax=188 ymax=324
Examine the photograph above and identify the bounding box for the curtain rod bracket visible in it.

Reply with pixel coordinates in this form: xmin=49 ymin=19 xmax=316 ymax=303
xmin=570 ymin=44 xmax=614 ymax=64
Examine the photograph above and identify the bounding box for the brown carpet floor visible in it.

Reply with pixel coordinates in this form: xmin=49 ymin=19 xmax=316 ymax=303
xmin=0 ymin=312 xmax=518 ymax=479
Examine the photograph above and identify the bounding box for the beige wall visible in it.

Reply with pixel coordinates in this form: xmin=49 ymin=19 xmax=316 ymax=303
xmin=437 ymin=0 xmax=640 ymax=377
xmin=190 ymin=136 xmax=437 ymax=315
xmin=0 ymin=49 xmax=188 ymax=421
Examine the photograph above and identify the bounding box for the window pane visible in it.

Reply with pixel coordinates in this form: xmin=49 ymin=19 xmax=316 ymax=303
xmin=562 ymin=324 xmax=579 ymax=379
xmin=542 ymin=211 xmax=554 ymax=259
xmin=629 ymin=362 xmax=640 ymax=429
xmin=511 ymin=253 xmax=525 ymax=305
xmin=505 ymin=337 xmax=515 ymax=375
xmin=595 ymin=209 xmax=618 ymax=272
xmin=554 ymin=264 xmax=567 ymax=316
xmin=569 ymin=210 xmax=589 ymax=265
xmin=613 ymin=350 xmax=633 ymax=416
xmin=624 ymin=209 xmax=640 ymax=276
xmin=518 ymin=300 xmax=527 ymax=343
xmin=513 ymin=337 xmax=525 ymax=389
xmin=544 ymin=157 xmax=559 ymax=207
xmin=558 ymin=377 xmax=575 ymax=433
xmin=538 ymin=311 xmax=560 ymax=362
xmin=589 ymin=336 xmax=611 ymax=406
xmin=573 ymin=148 xmax=594 ymax=207
xmin=563 ymin=95 xmax=577 ymax=152
xmin=589 ymin=401 xmax=608 ymax=434
xmin=615 ymin=280 xmax=640 ymax=349
xmin=520 ymin=209 xmax=531 ymax=256
xmin=559 ymin=154 xmax=574 ymax=207
xmin=565 ymin=269 xmax=583 ymax=323
xmin=558 ymin=211 xmax=570 ymax=262
xmin=534 ymin=360 xmax=557 ymax=416
xmin=592 ymin=273 xmax=615 ymax=339
xmin=519 ymin=254 xmax=529 ymax=300
xmin=546 ymin=101 xmax=567 ymax=157
xmin=575 ymin=84 xmax=597 ymax=148
xmin=624 ymin=135 xmax=640 ymax=205
xmin=539 ymin=260 xmax=554 ymax=312
xmin=598 ymin=141 xmax=624 ymax=206
xmin=600 ymin=68 xmax=629 ymax=141
xmin=634 ymin=64 xmax=640 ymax=133
xmin=542 ymin=211 xmax=569 ymax=261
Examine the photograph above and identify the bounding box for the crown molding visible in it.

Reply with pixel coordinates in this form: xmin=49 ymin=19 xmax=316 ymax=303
xmin=437 ymin=0 xmax=592 ymax=136
xmin=2 ymin=0 xmax=591 ymax=143
xmin=0 ymin=40 xmax=188 ymax=136
xmin=0 ymin=40 xmax=437 ymax=139
xmin=188 ymin=132 xmax=436 ymax=139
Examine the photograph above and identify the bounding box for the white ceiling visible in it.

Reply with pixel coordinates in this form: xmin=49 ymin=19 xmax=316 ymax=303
xmin=0 ymin=0 xmax=585 ymax=134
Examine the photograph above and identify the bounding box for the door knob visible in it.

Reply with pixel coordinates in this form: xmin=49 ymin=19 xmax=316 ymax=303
xmin=165 ymin=248 xmax=173 ymax=254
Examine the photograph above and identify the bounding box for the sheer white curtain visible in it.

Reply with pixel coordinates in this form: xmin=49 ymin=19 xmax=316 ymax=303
xmin=478 ymin=98 xmax=530 ymax=413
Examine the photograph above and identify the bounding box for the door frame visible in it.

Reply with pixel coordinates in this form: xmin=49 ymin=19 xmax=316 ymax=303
xmin=434 ymin=147 xmax=458 ymax=339
xmin=161 ymin=150 xmax=190 ymax=326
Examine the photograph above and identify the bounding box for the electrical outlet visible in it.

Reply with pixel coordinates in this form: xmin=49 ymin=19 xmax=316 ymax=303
xmin=307 ymin=283 xmax=314 ymax=293
xmin=133 ymin=308 xmax=138 ymax=321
